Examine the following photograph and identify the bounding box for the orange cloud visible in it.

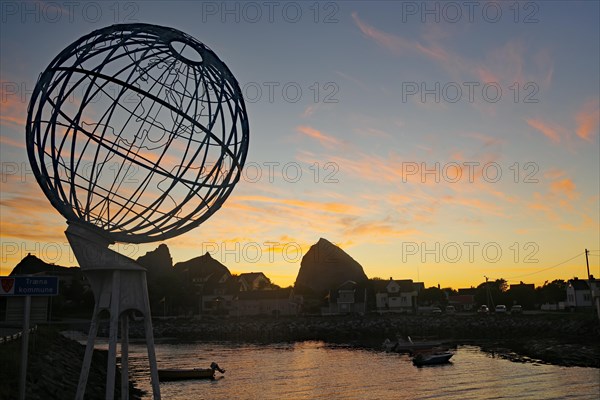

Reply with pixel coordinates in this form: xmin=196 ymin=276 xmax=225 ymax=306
xmin=345 ymin=222 xmax=420 ymax=239
xmin=0 ymin=81 xmax=28 ymax=129
xmin=575 ymin=98 xmax=599 ymax=141
xmin=550 ymin=178 xmax=578 ymax=200
xmin=473 ymin=66 xmax=500 ymax=85
xmin=0 ymin=135 xmax=26 ymax=149
xmin=543 ymin=169 xmax=567 ymax=180
xmin=233 ymin=194 xmax=363 ymax=216
xmin=526 ymin=118 xmax=561 ymax=143
xmin=296 ymin=125 xmax=340 ymax=148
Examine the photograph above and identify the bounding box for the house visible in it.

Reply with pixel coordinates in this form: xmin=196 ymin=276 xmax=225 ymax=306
xmin=566 ymin=277 xmax=595 ymax=309
xmin=231 ymin=288 xmax=301 ymax=317
xmin=201 ymin=278 xmax=240 ymax=315
xmin=374 ymin=278 xmax=419 ymax=313
xmin=322 ymin=280 xmax=367 ymax=315
xmin=448 ymin=294 xmax=475 ymax=311
xmin=238 ymin=272 xmax=273 ymax=291
xmin=173 ymin=252 xmax=232 ymax=315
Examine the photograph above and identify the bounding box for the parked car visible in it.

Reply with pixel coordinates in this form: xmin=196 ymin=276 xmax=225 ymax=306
xmin=445 ymin=306 xmax=456 ymax=314
xmin=495 ymin=305 xmax=507 ymax=314
xmin=477 ymin=305 xmax=489 ymax=314
xmin=431 ymin=307 xmax=442 ymax=314
xmin=510 ymin=305 xmax=523 ymax=314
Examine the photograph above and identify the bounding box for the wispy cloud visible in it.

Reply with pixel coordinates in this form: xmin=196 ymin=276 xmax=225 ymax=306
xmin=575 ymin=98 xmax=600 ymax=141
xmin=296 ymin=125 xmax=341 ymax=148
xmin=526 ymin=118 xmax=562 ymax=143
xmin=351 ymin=14 xmax=553 ymax=95
xmin=344 ymin=220 xmax=420 ymax=240
xmin=0 ymin=135 xmax=26 ymax=149
xmin=550 ymin=178 xmax=578 ymax=200
xmin=525 ymin=98 xmax=599 ymax=145
xmin=352 ymin=12 xmax=448 ymax=62
xmin=0 ymin=81 xmax=28 ymax=129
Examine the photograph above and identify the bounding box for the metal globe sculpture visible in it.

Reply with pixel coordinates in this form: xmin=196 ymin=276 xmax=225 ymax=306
xmin=26 ymin=23 xmax=249 ymax=244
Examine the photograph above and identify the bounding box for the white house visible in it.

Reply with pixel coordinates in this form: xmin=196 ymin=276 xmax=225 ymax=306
xmin=374 ymin=278 xmax=419 ymax=313
xmin=322 ymin=280 xmax=367 ymax=315
xmin=566 ymin=278 xmax=594 ymax=308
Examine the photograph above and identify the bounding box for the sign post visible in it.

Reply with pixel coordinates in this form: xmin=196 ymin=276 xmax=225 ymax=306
xmin=19 ymin=295 xmax=31 ymax=400
xmin=0 ymin=276 xmax=59 ymax=400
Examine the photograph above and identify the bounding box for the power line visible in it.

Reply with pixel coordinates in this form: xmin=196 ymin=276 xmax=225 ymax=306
xmin=504 ymin=252 xmax=584 ymax=280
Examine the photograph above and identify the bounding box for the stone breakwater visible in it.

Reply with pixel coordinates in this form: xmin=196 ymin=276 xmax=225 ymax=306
xmin=117 ymin=313 xmax=600 ymax=368
xmin=0 ymin=328 xmax=142 ymax=400
xmin=129 ymin=314 xmax=599 ymax=342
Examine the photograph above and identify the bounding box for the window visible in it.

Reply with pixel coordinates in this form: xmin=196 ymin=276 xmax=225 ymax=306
xmin=583 ymin=294 xmax=591 ymax=301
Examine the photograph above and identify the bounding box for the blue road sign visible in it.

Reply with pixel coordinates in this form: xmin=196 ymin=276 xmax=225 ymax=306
xmin=0 ymin=276 xmax=59 ymax=296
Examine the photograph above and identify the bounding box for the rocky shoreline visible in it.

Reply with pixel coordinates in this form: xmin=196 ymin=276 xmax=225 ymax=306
xmin=112 ymin=313 xmax=600 ymax=369
xmin=0 ymin=327 xmax=143 ymax=400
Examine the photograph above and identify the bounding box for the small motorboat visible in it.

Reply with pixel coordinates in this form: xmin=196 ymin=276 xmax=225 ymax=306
xmin=412 ymin=352 xmax=453 ymax=366
xmin=412 ymin=351 xmax=453 ymax=366
xmin=158 ymin=362 xmax=225 ymax=381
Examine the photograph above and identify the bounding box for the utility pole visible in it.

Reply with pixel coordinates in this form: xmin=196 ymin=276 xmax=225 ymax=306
xmin=484 ymin=275 xmax=493 ymax=308
xmin=584 ymin=249 xmax=599 ymax=320
xmin=585 ymin=249 xmax=590 ymax=279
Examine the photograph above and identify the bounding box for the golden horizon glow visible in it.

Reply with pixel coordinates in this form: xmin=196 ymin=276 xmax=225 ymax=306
xmin=1 ymin=3 xmax=598 ymax=292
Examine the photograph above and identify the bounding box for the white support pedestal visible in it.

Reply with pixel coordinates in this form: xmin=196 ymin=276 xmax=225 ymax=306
xmin=66 ymin=224 xmax=161 ymax=400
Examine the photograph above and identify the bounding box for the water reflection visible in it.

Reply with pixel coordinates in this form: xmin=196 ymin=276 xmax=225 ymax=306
xmin=117 ymin=341 xmax=598 ymax=399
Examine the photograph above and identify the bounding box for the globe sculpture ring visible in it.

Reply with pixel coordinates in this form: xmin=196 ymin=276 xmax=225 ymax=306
xmin=26 ymin=23 xmax=249 ymax=244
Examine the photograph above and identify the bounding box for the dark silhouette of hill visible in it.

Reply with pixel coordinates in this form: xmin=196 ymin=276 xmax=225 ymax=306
xmin=294 ymin=238 xmax=368 ymax=296
xmin=9 ymin=253 xmax=78 ymax=275
xmin=173 ymin=252 xmax=231 ymax=283
xmin=135 ymin=244 xmax=173 ymax=278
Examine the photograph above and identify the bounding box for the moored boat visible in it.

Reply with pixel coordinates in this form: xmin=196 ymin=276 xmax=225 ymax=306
xmin=412 ymin=351 xmax=453 ymax=366
xmin=158 ymin=368 xmax=215 ymax=381
xmin=158 ymin=362 xmax=226 ymax=381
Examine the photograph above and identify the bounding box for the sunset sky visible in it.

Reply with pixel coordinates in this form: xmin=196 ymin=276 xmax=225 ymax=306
xmin=1 ymin=1 xmax=599 ymax=289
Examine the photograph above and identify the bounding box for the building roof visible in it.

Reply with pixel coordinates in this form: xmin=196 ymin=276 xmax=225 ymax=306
xmin=372 ymin=278 xmax=417 ymax=294
xmin=238 ymin=272 xmax=267 ymax=283
xmin=338 ymin=280 xmax=358 ymax=291
xmin=395 ymin=279 xmax=415 ymax=293
xmin=568 ymin=279 xmax=590 ymax=291
xmin=369 ymin=279 xmax=389 ymax=293
xmin=509 ymin=282 xmax=535 ymax=290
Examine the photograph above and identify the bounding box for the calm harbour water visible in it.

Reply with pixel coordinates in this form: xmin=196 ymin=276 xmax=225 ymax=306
xmin=113 ymin=341 xmax=600 ymax=400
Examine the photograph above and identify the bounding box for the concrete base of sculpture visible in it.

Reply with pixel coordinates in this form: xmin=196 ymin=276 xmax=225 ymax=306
xmin=65 ymin=223 xmax=161 ymax=400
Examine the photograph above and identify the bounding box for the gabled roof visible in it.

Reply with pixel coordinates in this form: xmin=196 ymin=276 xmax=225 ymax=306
xmin=568 ymin=279 xmax=590 ymax=291
xmin=370 ymin=279 xmax=389 ymax=293
xmin=372 ymin=278 xmax=418 ymax=294
xmin=238 ymin=272 xmax=267 ymax=283
xmin=173 ymin=252 xmax=230 ymax=281
xmin=413 ymin=282 xmax=425 ymax=292
xmin=338 ymin=280 xmax=358 ymax=291
xmin=395 ymin=279 xmax=415 ymax=293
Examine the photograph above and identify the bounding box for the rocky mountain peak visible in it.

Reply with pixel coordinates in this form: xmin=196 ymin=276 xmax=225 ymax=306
xmin=294 ymin=238 xmax=368 ymax=295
